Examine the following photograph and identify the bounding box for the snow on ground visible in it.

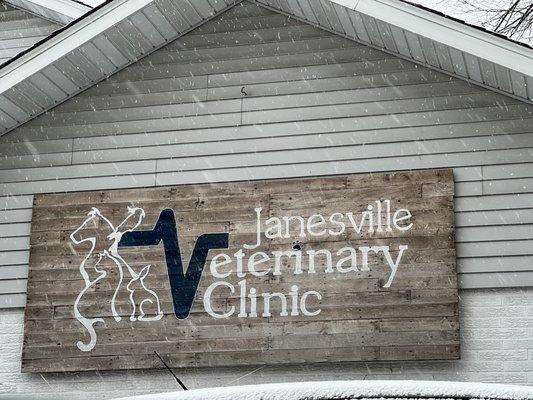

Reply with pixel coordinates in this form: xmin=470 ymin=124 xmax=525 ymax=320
xmin=406 ymin=0 xmax=533 ymax=45
xmin=112 ymin=380 xmax=533 ymax=400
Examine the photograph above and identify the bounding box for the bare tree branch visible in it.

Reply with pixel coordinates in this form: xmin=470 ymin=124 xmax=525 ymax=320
xmin=412 ymin=0 xmax=533 ymax=43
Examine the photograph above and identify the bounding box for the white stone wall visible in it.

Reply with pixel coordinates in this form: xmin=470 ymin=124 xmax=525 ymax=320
xmin=1 ymin=288 xmax=532 ymax=399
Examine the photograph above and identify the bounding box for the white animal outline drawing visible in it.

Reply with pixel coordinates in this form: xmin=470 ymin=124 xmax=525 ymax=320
xmin=70 ymin=206 xmax=163 ymax=352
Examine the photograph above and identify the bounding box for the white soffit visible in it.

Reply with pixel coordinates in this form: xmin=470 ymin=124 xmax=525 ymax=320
xmin=255 ymin=0 xmax=533 ymax=103
xmin=0 ymin=0 xmax=243 ymax=135
xmin=0 ymin=0 xmax=532 ymax=137
xmin=353 ymin=0 xmax=533 ymax=77
xmin=5 ymin=0 xmax=92 ymax=24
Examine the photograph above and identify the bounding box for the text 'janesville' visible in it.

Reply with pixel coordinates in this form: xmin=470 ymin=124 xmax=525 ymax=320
xmin=203 ymin=199 xmax=412 ymax=319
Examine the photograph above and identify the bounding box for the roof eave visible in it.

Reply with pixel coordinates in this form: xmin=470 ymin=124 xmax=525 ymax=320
xmin=0 ymin=0 xmax=149 ymax=92
xmin=341 ymin=0 xmax=533 ymax=77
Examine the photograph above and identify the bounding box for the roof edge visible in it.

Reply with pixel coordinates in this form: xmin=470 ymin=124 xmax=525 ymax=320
xmin=111 ymin=380 xmax=533 ymax=400
xmin=334 ymin=0 xmax=533 ymax=77
xmin=0 ymin=0 xmax=151 ymax=93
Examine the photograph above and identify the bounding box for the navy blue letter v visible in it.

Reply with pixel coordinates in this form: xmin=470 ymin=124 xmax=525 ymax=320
xmin=119 ymin=209 xmax=229 ymax=319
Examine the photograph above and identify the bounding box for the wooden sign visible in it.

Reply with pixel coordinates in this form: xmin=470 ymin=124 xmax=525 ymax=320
xmin=22 ymin=170 xmax=459 ymax=373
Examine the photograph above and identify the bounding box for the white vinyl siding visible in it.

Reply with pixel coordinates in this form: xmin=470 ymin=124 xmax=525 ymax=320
xmin=1 ymin=1 xmax=533 ymax=307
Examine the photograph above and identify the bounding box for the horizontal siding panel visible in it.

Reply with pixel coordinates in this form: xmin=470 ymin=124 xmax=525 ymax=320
xmin=456 ymin=225 xmax=533 ymax=242
xmin=63 ymin=118 xmax=533 ymax=153
xmin=453 ymin=167 xmax=482 ymax=181
xmin=0 ymin=160 xmax=156 ymax=183
xmin=0 ymin=25 xmax=58 ymax=41
xmin=455 ymin=182 xmax=481 ymax=197
xmin=456 ymin=193 xmax=533 ymax=212
xmin=0 ymin=152 xmax=72 ymax=170
xmin=194 ymin=9 xmax=296 ymax=35
xmin=242 ymin=95 xmax=519 ymax=124
xmin=0 ymin=251 xmax=28 ymax=266
xmin=458 ymin=256 xmax=533 ymax=273
xmin=0 ymin=195 xmax=33 ymax=210
xmin=456 ymin=209 xmax=533 ymax=227
xmin=14 ymin=102 xmax=532 ymax=144
xmin=169 ymin=23 xmax=331 ymax=50
xmin=0 ymin=279 xmax=26 ymax=294
xmin=0 ymin=138 xmax=72 ymax=157
xmin=65 ymin=59 xmax=418 ymax=99
xmin=0 ymin=148 xmax=529 ymax=197
xmin=459 ymin=271 xmax=533 ymax=289
xmin=107 ymin=48 xmax=392 ymax=82
xmin=0 ymin=237 xmax=28 ymax=251
xmin=34 ymin=99 xmax=243 ymax=127
xmin=151 ymin=136 xmax=533 ymax=173
xmin=0 ymin=209 xmax=32 ymax=224
xmin=240 ymin=80 xmax=482 ymax=110
xmin=0 ymin=174 xmax=157 ymax=197
xmin=64 ymin=75 xmax=208 ymax=98
xmin=208 ymin=59 xmax=414 ymax=88
xmin=483 ymin=178 xmax=533 ymax=195
xmin=0 ymin=293 xmax=25 ymax=308
xmin=0 ymin=223 xmax=30 ymax=238
xmin=66 ymin=131 xmax=533 ymax=166
xmin=55 ymin=69 xmax=449 ymax=113
xmin=153 ymin=148 xmax=533 ymax=187
xmin=0 ymin=160 xmax=476 ymax=196
xmin=0 ymin=265 xmax=29 ymax=281
xmin=483 ymin=163 xmax=533 ymax=180
xmin=0 ymin=171 xmax=480 ymax=198
xmin=41 ymin=80 xmax=483 ymax=127
xmin=135 ymin=36 xmax=367 ymax=66
xmin=54 ymin=89 xmax=209 ymax=115
xmin=207 ymin=69 xmax=449 ymax=99
xmin=458 ymin=240 xmax=533 ymax=257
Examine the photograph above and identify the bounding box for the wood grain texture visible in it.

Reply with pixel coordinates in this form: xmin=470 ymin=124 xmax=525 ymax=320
xmin=22 ymin=169 xmax=459 ymax=372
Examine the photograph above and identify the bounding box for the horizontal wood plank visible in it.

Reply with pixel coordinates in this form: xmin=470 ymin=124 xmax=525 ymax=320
xmin=22 ymin=170 xmax=458 ymax=371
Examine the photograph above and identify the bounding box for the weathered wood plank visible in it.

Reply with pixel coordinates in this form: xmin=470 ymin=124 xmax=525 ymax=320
xmin=22 ymin=170 xmax=458 ymax=372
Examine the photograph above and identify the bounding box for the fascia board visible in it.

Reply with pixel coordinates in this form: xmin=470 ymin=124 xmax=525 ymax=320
xmin=0 ymin=0 xmax=153 ymax=93
xmin=330 ymin=0 xmax=533 ymax=77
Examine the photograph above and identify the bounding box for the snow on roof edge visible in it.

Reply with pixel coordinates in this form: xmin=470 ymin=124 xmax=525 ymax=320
xmin=111 ymin=380 xmax=533 ymax=400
